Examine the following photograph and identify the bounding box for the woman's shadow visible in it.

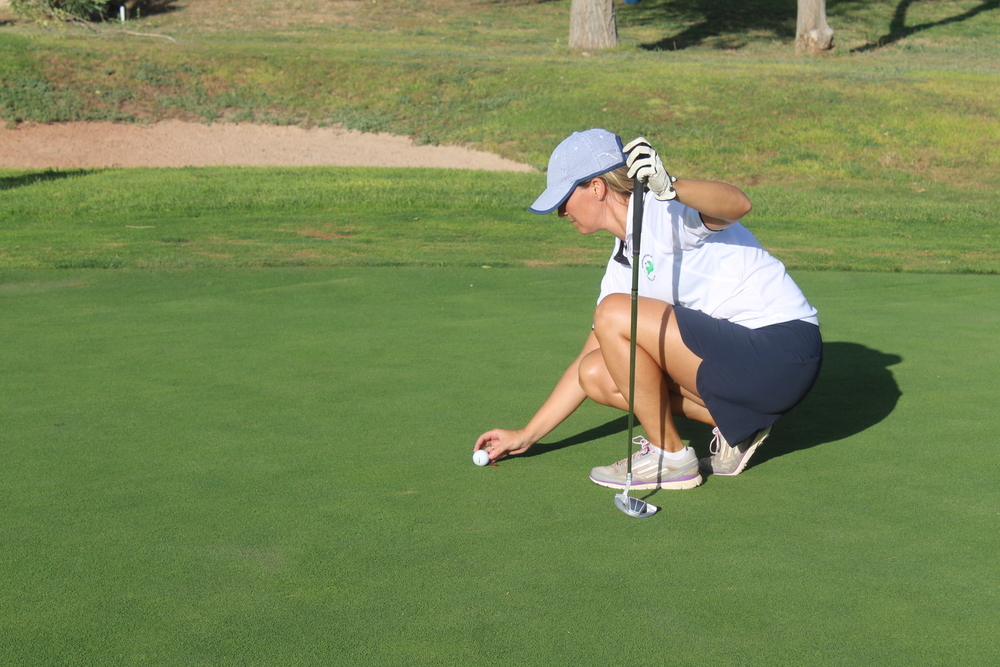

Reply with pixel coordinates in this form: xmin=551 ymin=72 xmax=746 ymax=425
xmin=752 ymin=341 xmax=902 ymax=465
xmin=526 ymin=341 xmax=902 ymax=466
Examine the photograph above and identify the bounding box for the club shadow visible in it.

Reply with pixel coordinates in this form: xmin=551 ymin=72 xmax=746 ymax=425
xmin=520 ymin=399 xmax=740 ymax=459
xmin=519 ymin=415 xmax=630 ymax=458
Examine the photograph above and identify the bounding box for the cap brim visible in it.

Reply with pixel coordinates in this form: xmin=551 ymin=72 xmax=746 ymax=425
xmin=528 ymin=162 xmax=626 ymax=215
xmin=529 ymin=187 xmax=572 ymax=215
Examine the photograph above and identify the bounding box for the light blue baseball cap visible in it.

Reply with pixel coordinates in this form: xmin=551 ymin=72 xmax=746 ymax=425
xmin=529 ymin=129 xmax=627 ymax=215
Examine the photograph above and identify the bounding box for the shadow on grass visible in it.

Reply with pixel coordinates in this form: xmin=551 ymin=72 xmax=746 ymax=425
xmin=631 ymin=0 xmax=998 ymax=51
xmin=852 ymin=0 xmax=1000 ymax=52
xmin=0 ymin=170 xmax=95 ymax=191
xmin=140 ymin=0 xmax=182 ymax=17
xmin=524 ymin=341 xmax=902 ymax=471
xmin=525 ymin=413 xmax=718 ymax=458
xmin=755 ymin=341 xmax=902 ymax=466
xmin=632 ymin=0 xmax=800 ymax=51
xmin=521 ymin=415 xmax=631 ymax=458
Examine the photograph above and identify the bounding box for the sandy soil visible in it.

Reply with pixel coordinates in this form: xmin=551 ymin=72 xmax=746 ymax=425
xmin=0 ymin=120 xmax=535 ymax=171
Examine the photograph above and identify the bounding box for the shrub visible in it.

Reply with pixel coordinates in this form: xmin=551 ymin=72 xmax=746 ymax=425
xmin=10 ymin=0 xmax=154 ymax=22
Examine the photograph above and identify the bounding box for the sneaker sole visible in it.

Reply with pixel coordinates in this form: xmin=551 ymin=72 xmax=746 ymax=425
xmin=700 ymin=426 xmax=771 ymax=476
xmin=589 ymin=472 xmax=703 ymax=491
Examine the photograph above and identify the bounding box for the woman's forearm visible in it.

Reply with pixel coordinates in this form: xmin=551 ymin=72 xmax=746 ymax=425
xmin=673 ymin=179 xmax=752 ymax=228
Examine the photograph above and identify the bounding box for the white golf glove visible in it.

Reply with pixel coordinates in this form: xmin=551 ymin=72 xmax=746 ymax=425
xmin=624 ymin=137 xmax=677 ymax=201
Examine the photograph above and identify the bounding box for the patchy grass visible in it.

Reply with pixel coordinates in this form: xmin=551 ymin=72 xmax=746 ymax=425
xmin=1 ymin=0 xmax=997 ymax=273
xmin=1 ymin=166 xmax=996 ymax=273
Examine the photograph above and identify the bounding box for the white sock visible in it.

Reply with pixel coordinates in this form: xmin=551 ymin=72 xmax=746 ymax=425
xmin=655 ymin=445 xmax=691 ymax=460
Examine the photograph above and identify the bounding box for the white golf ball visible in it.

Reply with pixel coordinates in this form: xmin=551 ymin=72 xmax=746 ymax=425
xmin=472 ymin=450 xmax=490 ymax=466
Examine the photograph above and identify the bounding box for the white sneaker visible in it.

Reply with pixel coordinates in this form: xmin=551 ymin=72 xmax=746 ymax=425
xmin=699 ymin=426 xmax=772 ymax=476
xmin=590 ymin=437 xmax=703 ymax=490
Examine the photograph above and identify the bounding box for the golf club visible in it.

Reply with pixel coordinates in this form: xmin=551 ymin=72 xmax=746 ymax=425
xmin=614 ymin=175 xmax=658 ymax=518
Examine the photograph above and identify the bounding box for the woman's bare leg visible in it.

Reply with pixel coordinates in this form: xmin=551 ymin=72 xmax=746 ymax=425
xmin=579 ymin=348 xmax=715 ymax=426
xmin=592 ymin=294 xmax=706 ymax=452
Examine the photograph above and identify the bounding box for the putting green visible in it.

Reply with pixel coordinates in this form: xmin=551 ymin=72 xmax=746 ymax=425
xmin=1 ymin=268 xmax=996 ymax=665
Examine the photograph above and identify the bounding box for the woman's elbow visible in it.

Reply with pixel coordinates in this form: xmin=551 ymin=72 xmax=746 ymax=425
xmin=735 ymin=191 xmax=752 ymax=220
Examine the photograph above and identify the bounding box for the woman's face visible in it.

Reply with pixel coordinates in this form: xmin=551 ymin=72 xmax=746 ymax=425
xmin=557 ymin=181 xmax=604 ymax=235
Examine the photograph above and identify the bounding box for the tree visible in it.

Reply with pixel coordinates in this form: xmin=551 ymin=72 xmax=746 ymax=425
xmin=796 ymin=0 xmax=834 ymax=55
xmin=569 ymin=0 xmax=618 ymax=51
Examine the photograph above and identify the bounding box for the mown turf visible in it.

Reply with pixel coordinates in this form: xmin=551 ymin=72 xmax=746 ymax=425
xmin=2 ymin=267 xmax=997 ymax=665
xmin=2 ymin=167 xmax=997 ymax=274
xmin=2 ymin=0 xmax=999 ymax=188
xmin=2 ymin=1 xmax=997 ymax=662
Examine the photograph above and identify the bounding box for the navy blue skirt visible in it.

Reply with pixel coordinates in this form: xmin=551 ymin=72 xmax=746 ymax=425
xmin=675 ymin=307 xmax=823 ymax=445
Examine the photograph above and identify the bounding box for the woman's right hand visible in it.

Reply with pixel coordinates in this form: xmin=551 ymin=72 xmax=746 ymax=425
xmin=473 ymin=428 xmax=533 ymax=463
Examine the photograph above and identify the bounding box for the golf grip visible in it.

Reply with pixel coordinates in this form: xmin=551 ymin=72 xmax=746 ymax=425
xmin=626 ymin=176 xmax=646 ymax=475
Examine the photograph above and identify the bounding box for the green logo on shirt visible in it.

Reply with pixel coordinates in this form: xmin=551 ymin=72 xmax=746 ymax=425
xmin=642 ymin=255 xmax=656 ymax=281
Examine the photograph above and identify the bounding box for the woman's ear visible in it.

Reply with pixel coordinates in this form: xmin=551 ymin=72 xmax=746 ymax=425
xmin=592 ymin=178 xmax=608 ymax=201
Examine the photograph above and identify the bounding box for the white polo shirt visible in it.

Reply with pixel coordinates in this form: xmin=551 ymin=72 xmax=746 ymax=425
xmin=597 ymin=192 xmax=819 ymax=329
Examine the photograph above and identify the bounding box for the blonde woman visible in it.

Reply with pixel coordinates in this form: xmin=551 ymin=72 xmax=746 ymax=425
xmin=474 ymin=129 xmax=822 ymax=490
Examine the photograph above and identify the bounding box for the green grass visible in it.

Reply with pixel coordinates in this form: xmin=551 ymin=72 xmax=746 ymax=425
xmin=1 ymin=0 xmax=998 ymax=185
xmin=1 ymin=1 xmax=998 ymax=663
xmin=5 ymin=0 xmax=993 ymax=273
xmin=2 ymin=166 xmax=997 ymax=273
xmin=2 ymin=267 xmax=998 ymax=665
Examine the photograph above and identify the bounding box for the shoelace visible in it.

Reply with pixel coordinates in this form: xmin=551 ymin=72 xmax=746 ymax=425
xmin=616 ymin=436 xmax=655 ymax=465
xmin=708 ymin=428 xmax=734 ymax=458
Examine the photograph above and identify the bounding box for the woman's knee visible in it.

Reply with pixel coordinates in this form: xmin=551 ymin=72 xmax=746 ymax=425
xmin=593 ymin=294 xmax=630 ymax=338
xmin=579 ymin=350 xmax=622 ymax=407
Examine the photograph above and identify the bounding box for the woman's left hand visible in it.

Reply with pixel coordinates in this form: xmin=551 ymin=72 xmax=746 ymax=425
xmin=624 ymin=138 xmax=677 ymax=201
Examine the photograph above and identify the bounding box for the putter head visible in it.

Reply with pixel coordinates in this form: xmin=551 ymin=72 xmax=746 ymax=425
xmin=614 ymin=492 xmax=658 ymax=518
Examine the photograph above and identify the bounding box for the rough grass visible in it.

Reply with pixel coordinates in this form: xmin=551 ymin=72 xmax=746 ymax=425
xmin=1 ymin=167 xmax=997 ymax=273
xmin=1 ymin=0 xmax=998 ymax=183
xmin=1 ymin=0 xmax=998 ymax=274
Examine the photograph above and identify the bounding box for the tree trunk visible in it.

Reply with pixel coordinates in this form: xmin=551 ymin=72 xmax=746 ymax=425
xmin=569 ymin=0 xmax=618 ymax=51
xmin=796 ymin=0 xmax=834 ymax=54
